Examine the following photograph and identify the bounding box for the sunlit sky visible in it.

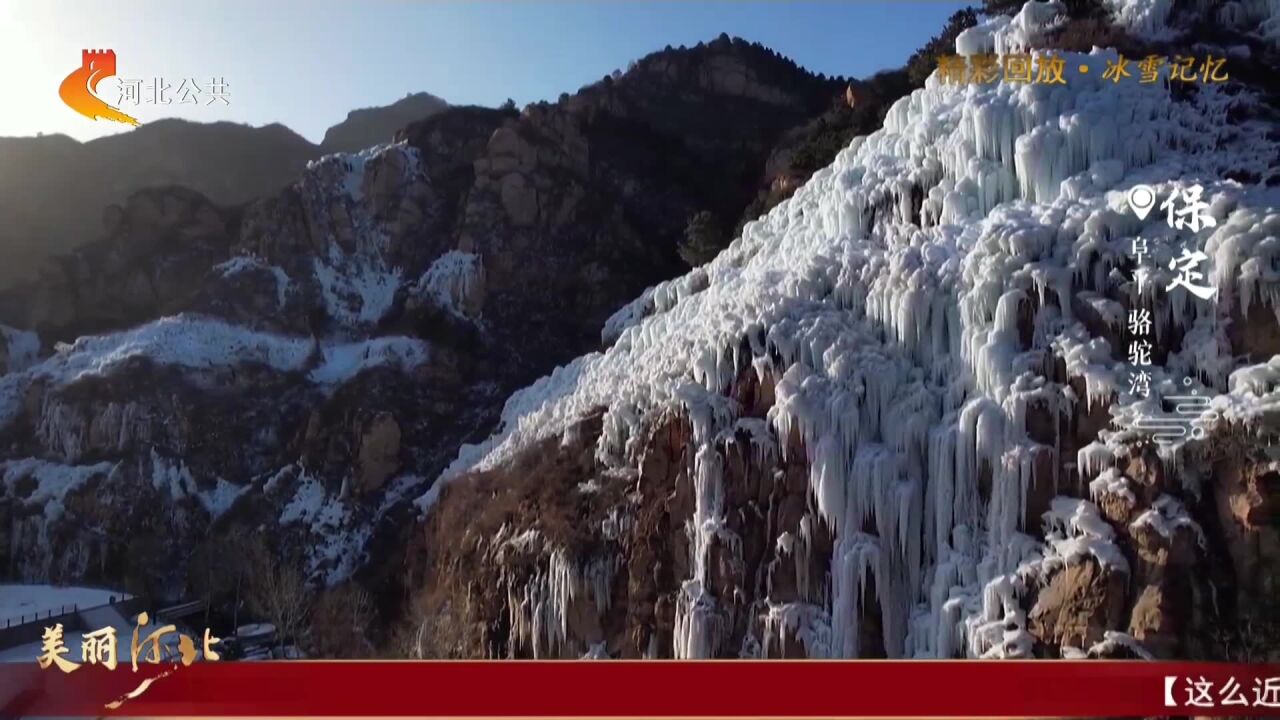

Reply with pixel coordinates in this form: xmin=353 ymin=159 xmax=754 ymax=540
xmin=0 ymin=1 xmax=970 ymax=144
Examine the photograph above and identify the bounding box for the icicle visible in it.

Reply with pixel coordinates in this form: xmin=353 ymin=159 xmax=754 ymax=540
xmin=1076 ymin=441 xmax=1114 ymax=481
xmin=829 ymin=532 xmax=883 ymax=658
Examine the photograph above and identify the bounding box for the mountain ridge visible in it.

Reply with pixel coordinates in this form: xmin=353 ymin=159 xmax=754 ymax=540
xmin=0 ymin=94 xmax=450 ymax=291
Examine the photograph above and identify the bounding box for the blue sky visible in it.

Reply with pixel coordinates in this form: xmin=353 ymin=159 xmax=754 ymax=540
xmin=1 ymin=1 xmax=971 ymax=143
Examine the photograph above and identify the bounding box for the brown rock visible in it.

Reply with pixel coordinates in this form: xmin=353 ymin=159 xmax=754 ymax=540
xmin=499 ymin=173 xmax=538 ymax=226
xmin=356 ymin=412 xmax=401 ymax=494
xmin=1028 ymin=559 xmax=1127 ymax=650
xmin=1213 ymin=456 xmax=1280 ymax=615
xmin=1127 ymin=583 xmax=1182 ymax=658
xmin=1131 ymin=516 xmax=1200 ymax=573
xmin=1229 ymin=302 xmax=1280 ymax=363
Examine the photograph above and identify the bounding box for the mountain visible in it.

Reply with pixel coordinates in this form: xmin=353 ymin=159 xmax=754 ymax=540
xmin=395 ymin=0 xmax=1280 ymax=661
xmin=0 ymin=34 xmax=860 ymax=652
xmin=1 ymin=0 xmax=1278 ymax=663
xmin=321 ymin=92 xmax=449 ymax=154
xmin=0 ymin=95 xmax=449 ymax=291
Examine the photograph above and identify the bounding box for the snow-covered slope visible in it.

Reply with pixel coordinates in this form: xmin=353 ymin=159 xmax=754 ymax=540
xmin=433 ymin=0 xmax=1280 ymax=659
xmin=0 ymin=315 xmax=429 ymax=431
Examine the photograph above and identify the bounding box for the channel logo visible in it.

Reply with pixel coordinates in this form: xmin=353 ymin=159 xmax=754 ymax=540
xmin=59 ymin=49 xmax=141 ymax=127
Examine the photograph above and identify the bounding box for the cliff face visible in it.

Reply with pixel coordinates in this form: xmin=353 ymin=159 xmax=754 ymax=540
xmin=423 ymin=36 xmax=846 ymax=383
xmin=397 ymin=1 xmax=1280 ymax=661
xmin=406 ymin=370 xmax=1279 ymax=660
xmin=0 ymin=39 xmax=855 ymax=644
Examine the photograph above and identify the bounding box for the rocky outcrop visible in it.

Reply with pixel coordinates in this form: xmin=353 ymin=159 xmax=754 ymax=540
xmin=0 ymin=187 xmax=239 ymax=342
xmin=320 ymin=93 xmax=448 ymax=154
xmin=1027 ymin=559 xmax=1127 ymax=650
xmin=356 ymin=412 xmax=402 ymax=494
xmin=442 ymin=36 xmax=845 ymax=382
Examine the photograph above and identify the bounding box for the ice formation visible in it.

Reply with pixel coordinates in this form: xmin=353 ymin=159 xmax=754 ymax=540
xmin=411 ymin=250 xmax=485 ymax=320
xmin=304 ymin=143 xmax=424 ymax=327
xmin=1215 ymin=0 xmax=1280 ymax=46
xmin=498 ymin=535 xmax=618 ymax=659
xmin=1104 ymin=0 xmax=1175 ymax=40
xmin=431 ymin=0 xmax=1280 ymax=659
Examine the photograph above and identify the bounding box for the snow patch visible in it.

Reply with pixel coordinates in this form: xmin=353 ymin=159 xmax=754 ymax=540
xmin=1130 ymin=494 xmax=1206 ymax=547
xmin=278 ymin=472 xmax=372 ymax=586
xmin=215 ymin=255 xmax=293 ymax=308
xmin=313 ymin=250 xmax=402 ymax=327
xmin=0 ymin=584 xmax=128 ymax=626
xmin=0 ymin=315 xmax=428 ymax=397
xmin=1 ymin=458 xmax=117 ymax=524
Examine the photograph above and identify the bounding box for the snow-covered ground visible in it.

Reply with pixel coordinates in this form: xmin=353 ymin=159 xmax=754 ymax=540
xmin=0 ymin=617 xmax=185 ymax=665
xmin=0 ymin=584 xmax=128 ymax=626
xmin=434 ymin=0 xmax=1280 ymax=660
xmin=0 ymin=586 xmax=207 ymax=669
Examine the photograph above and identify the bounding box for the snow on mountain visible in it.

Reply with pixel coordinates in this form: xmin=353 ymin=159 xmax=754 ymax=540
xmin=0 ymin=315 xmax=428 ymax=437
xmin=435 ymin=0 xmax=1280 ymax=659
xmin=0 ymin=136 xmax=465 ymax=596
xmin=149 ymin=450 xmax=250 ymax=520
xmin=216 ymin=255 xmax=293 ymax=308
xmin=410 ymin=250 xmax=485 ymax=320
xmin=303 ymin=144 xmax=423 ymax=328
xmin=2 ymin=458 xmax=118 ymax=524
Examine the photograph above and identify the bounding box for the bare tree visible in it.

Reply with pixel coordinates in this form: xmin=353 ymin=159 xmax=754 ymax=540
xmin=308 ymin=583 xmax=375 ymax=658
xmin=240 ymin=537 xmax=312 ymax=650
xmin=390 ymin=595 xmax=481 ymax=659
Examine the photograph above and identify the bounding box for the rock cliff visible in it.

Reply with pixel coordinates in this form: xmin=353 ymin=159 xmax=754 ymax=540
xmin=0 ymin=38 xmax=857 ymax=651
xmin=396 ymin=0 xmax=1280 ymax=661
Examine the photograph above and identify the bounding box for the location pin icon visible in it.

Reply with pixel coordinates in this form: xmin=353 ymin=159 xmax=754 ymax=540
xmin=1127 ymin=184 xmax=1156 ymax=221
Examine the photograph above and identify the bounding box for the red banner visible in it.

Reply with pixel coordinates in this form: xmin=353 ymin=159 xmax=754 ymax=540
xmin=4 ymin=661 xmax=1280 ymax=717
